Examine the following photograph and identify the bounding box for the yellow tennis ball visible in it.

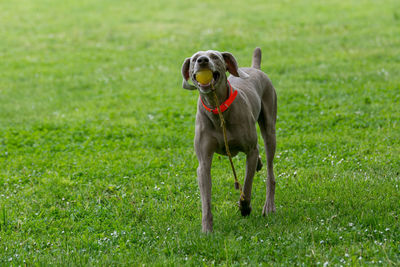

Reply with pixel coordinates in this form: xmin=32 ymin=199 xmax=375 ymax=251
xmin=196 ymin=69 xmax=213 ymax=85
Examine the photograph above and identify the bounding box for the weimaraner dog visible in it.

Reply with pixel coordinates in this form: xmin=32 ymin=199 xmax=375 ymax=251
xmin=181 ymin=48 xmax=277 ymax=232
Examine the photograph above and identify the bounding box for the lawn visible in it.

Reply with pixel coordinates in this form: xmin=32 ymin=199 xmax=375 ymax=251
xmin=1 ymin=0 xmax=399 ymax=265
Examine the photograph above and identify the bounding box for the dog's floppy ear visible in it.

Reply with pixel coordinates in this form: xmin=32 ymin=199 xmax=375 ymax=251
xmin=222 ymin=52 xmax=249 ymax=79
xmin=181 ymin=57 xmax=197 ymax=90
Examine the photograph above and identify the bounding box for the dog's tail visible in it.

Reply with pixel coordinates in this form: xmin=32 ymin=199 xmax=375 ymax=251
xmin=251 ymin=47 xmax=262 ymax=70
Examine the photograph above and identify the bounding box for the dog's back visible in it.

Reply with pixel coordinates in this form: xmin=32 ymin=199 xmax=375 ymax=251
xmin=228 ymin=48 xmax=274 ymax=102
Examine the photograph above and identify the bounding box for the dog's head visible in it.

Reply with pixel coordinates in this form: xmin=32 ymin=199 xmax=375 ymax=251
xmin=181 ymin=50 xmax=249 ymax=94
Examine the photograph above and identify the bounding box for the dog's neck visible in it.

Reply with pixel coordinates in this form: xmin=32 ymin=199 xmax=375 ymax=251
xmin=199 ymin=80 xmax=230 ymax=110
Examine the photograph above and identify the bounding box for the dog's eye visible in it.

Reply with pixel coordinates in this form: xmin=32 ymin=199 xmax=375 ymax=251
xmin=192 ymin=56 xmax=198 ymax=62
xmin=210 ymin=54 xmax=219 ymax=60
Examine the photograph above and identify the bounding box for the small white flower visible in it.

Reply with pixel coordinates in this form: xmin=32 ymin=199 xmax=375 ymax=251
xmin=348 ymin=222 xmax=354 ymax=227
xmin=323 ymin=261 xmax=329 ymax=267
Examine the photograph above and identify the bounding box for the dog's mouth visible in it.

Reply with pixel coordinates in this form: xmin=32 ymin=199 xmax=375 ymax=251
xmin=193 ymin=70 xmax=220 ymax=93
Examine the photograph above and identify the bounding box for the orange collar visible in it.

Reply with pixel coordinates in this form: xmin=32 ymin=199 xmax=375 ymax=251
xmin=200 ymin=81 xmax=238 ymax=114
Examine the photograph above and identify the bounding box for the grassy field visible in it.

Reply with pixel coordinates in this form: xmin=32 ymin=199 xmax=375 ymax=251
xmin=1 ymin=0 xmax=399 ymax=265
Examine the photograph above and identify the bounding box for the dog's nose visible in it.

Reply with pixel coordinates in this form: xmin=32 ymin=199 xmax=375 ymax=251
xmin=197 ymin=56 xmax=209 ymax=65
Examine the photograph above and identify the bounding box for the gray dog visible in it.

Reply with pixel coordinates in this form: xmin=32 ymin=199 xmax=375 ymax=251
xmin=181 ymin=48 xmax=277 ymax=232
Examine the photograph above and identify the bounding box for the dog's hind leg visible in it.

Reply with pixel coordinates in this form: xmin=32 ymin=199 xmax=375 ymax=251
xmin=258 ymin=91 xmax=277 ymax=215
xmin=239 ymin=146 xmax=260 ymax=216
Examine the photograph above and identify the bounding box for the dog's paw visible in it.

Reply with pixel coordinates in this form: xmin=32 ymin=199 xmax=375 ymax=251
xmin=201 ymin=213 xmax=213 ymax=233
xmin=201 ymin=226 xmax=213 ymax=233
xmin=201 ymin=219 xmax=213 ymax=233
xmin=239 ymin=199 xmax=252 ymax=216
xmin=262 ymin=200 xmax=276 ymax=216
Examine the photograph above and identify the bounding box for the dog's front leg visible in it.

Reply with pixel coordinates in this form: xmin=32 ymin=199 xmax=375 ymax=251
xmin=239 ymin=147 xmax=259 ymax=216
xmin=195 ymin=135 xmax=214 ymax=233
xmin=197 ymin=155 xmax=213 ymax=233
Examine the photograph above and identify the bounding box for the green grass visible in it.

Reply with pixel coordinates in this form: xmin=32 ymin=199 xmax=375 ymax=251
xmin=1 ymin=0 xmax=399 ymax=265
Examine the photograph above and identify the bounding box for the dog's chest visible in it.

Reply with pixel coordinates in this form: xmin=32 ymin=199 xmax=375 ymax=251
xmin=213 ymin=123 xmax=257 ymax=156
